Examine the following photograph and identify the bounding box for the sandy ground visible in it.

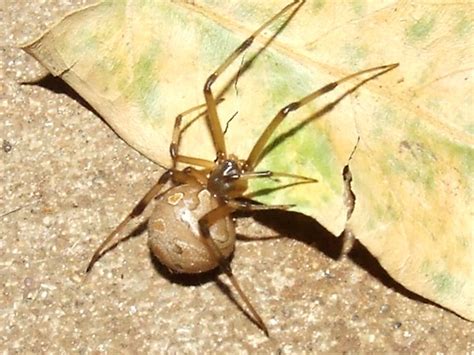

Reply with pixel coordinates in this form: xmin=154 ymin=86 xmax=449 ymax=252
xmin=2 ymin=1 xmax=473 ymax=353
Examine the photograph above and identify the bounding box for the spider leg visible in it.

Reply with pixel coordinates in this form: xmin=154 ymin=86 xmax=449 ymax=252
xmin=86 ymin=170 xmax=174 ymax=272
xmin=198 ymin=205 xmax=269 ymax=336
xmin=203 ymin=0 xmax=303 ymax=160
xmin=240 ymin=170 xmax=318 ymax=183
xmin=86 ymin=168 xmax=205 ymax=272
xmin=170 ymin=99 xmax=224 ymax=169
xmin=174 ymin=156 xmax=215 ymax=169
xmin=245 ymin=63 xmax=399 ymax=170
xmin=228 ymin=199 xmax=295 ymax=211
xmin=182 ymin=166 xmax=210 ymax=186
xmin=237 ymin=170 xmax=317 ymax=202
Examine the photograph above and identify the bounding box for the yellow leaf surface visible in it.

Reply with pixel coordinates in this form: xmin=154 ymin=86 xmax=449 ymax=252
xmin=23 ymin=0 xmax=473 ymax=320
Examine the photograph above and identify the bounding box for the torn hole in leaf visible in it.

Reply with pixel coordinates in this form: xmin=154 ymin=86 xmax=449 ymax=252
xmin=340 ymin=137 xmax=359 ymax=258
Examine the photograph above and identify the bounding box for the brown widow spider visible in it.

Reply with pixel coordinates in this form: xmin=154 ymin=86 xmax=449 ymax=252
xmin=86 ymin=0 xmax=398 ymax=335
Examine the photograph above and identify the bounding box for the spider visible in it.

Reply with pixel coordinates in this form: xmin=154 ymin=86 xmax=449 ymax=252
xmin=85 ymin=0 xmax=398 ymax=335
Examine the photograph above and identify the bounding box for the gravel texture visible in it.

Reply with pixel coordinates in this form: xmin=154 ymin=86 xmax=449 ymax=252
xmin=2 ymin=1 xmax=473 ymax=353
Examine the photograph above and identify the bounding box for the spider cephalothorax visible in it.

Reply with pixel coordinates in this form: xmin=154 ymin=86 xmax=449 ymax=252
xmin=207 ymin=159 xmax=247 ymax=198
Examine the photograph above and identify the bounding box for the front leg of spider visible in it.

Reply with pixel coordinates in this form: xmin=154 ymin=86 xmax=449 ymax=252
xmin=202 ymin=0 xmax=304 ymax=159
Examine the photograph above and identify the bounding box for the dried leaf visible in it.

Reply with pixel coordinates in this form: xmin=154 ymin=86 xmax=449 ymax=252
xmin=23 ymin=0 xmax=473 ymax=320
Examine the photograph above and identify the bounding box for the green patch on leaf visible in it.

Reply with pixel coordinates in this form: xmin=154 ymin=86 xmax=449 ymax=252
xmin=454 ymin=13 xmax=473 ymax=37
xmin=406 ymin=15 xmax=436 ymax=42
xmin=422 ymin=261 xmax=463 ymax=296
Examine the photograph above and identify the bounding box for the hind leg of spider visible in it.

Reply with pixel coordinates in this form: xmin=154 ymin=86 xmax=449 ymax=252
xmin=86 ymin=168 xmax=203 ymax=272
xmin=86 ymin=170 xmax=175 ymax=272
xmin=203 ymin=0 xmax=304 ymax=159
xmin=245 ymin=63 xmax=399 ymax=170
xmin=198 ymin=205 xmax=269 ymax=336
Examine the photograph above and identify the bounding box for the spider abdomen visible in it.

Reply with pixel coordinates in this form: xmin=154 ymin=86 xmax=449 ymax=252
xmin=148 ymin=184 xmax=235 ymax=274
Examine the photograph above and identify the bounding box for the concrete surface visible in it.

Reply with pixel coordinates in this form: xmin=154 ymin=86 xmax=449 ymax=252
xmin=2 ymin=1 xmax=473 ymax=353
